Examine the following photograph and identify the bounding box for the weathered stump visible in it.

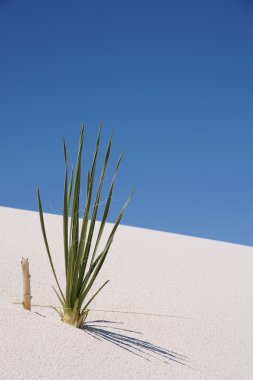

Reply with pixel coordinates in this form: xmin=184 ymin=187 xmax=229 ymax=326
xmin=21 ymin=258 xmax=32 ymax=311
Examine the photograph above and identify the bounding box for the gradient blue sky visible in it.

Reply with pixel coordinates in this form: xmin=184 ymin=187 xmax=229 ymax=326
xmin=0 ymin=0 xmax=253 ymax=246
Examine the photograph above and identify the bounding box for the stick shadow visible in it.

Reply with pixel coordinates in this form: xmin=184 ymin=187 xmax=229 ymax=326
xmin=82 ymin=319 xmax=188 ymax=366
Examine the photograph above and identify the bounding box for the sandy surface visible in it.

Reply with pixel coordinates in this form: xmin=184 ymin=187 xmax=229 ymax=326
xmin=0 ymin=206 xmax=253 ymax=379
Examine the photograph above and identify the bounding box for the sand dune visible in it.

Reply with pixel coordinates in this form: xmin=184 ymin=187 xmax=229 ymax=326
xmin=1 ymin=206 xmax=253 ymax=379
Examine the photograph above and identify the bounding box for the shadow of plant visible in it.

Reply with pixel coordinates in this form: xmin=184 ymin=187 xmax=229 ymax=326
xmin=82 ymin=320 xmax=188 ymax=366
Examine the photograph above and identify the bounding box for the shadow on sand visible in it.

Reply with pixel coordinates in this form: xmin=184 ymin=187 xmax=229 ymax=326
xmin=82 ymin=319 xmax=188 ymax=366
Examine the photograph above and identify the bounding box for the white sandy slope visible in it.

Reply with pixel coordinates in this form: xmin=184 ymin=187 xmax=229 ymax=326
xmin=0 ymin=206 xmax=253 ymax=379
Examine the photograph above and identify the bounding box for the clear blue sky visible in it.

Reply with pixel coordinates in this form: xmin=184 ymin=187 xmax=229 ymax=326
xmin=0 ymin=0 xmax=253 ymax=246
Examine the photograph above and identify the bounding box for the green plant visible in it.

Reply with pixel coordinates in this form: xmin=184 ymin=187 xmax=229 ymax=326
xmin=37 ymin=126 xmax=133 ymax=328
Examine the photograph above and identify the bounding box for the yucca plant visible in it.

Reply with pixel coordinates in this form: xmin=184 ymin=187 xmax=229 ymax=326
xmin=37 ymin=126 xmax=133 ymax=328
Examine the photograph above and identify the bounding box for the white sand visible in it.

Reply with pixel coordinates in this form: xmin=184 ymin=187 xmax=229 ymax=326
xmin=0 ymin=206 xmax=253 ymax=379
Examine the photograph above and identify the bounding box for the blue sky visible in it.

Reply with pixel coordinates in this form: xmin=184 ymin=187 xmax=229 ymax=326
xmin=0 ymin=0 xmax=253 ymax=246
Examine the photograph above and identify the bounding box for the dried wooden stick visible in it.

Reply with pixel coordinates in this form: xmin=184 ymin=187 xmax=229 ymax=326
xmin=21 ymin=258 xmax=32 ymax=311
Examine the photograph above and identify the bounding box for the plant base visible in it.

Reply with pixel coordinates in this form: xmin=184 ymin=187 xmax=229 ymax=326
xmin=61 ymin=309 xmax=89 ymax=328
